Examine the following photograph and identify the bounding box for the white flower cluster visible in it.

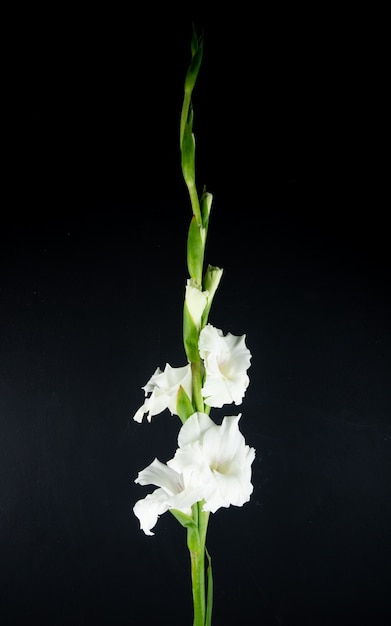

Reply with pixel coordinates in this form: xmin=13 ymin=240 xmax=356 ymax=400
xmin=133 ymin=323 xmax=254 ymax=535
xmin=133 ymin=324 xmax=251 ymax=423
xmin=134 ymin=412 xmax=255 ymax=535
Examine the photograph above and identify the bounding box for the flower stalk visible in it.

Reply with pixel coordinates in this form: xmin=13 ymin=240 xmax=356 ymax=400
xmin=190 ymin=360 xmax=204 ymax=414
xmin=180 ymin=26 xmax=214 ymax=624
xmin=132 ymin=24 xmax=255 ymax=626
xmin=187 ymin=503 xmax=210 ymax=626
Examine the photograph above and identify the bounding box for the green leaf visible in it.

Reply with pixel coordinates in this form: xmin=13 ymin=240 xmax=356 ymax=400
xmin=205 ymin=547 xmax=213 ymax=626
xmin=176 ymin=385 xmax=195 ymax=423
xmin=170 ymin=508 xmax=197 ymax=529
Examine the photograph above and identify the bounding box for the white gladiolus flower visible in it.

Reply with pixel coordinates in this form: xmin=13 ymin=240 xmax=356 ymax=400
xmin=133 ymin=413 xmax=255 ymax=534
xmin=199 ymin=324 xmax=251 ymax=408
xmin=168 ymin=412 xmax=255 ymax=514
xmin=133 ymin=363 xmax=192 ymax=423
xmin=133 ymin=458 xmax=204 ymax=535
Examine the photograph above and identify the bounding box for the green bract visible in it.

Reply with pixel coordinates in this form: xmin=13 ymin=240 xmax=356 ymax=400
xmin=187 ymin=216 xmax=205 ymax=285
xmin=184 ymin=28 xmax=203 ymax=94
xmin=181 ymin=118 xmax=196 ymax=188
xmin=176 ymin=384 xmax=194 ymax=424
xmin=183 ymin=299 xmax=201 ymax=363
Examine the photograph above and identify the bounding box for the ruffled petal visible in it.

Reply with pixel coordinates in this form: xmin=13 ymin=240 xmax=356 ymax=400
xmin=177 ymin=412 xmax=215 ymax=447
xmin=133 ymin=363 xmax=192 ymax=422
xmin=199 ymin=324 xmax=251 ymax=408
xmin=133 ymin=488 xmax=172 ymax=536
xmin=135 ymin=458 xmax=185 ymax=495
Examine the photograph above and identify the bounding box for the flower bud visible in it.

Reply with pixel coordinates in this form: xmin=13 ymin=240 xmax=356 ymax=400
xmin=200 ymin=191 xmax=213 ymax=229
xmin=187 ymin=215 xmax=206 ymax=285
xmin=185 ymin=279 xmax=208 ymax=330
xmin=203 ymin=265 xmax=223 ymax=299
xmin=184 ymin=28 xmax=203 ymax=95
xmin=201 ymin=265 xmax=223 ymax=326
xmin=183 ymin=280 xmax=208 ymax=363
xmin=181 ymin=122 xmax=196 ymax=188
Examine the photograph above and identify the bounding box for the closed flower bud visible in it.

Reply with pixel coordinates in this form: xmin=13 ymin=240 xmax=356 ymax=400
xmin=184 ymin=28 xmax=203 ymax=95
xmin=181 ymin=122 xmax=196 ymax=188
xmin=200 ymin=191 xmax=213 ymax=229
xmin=185 ymin=279 xmax=208 ymax=330
xmin=187 ymin=215 xmax=206 ymax=285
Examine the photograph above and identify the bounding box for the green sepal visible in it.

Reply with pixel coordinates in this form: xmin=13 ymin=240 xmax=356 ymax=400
xmin=170 ymin=508 xmax=197 ymax=529
xmin=187 ymin=215 xmax=205 ymax=285
xmin=176 ymin=384 xmax=195 ymax=423
xmin=183 ymin=300 xmax=200 ymax=362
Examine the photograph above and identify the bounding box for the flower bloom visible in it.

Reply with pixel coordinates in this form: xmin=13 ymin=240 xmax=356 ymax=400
xmin=133 ymin=412 xmax=255 ymax=534
xmin=199 ymin=324 xmax=251 ymax=408
xmin=133 ymin=363 xmax=192 ymax=423
xmin=133 ymin=458 xmax=204 ymax=535
xmin=169 ymin=412 xmax=255 ymax=514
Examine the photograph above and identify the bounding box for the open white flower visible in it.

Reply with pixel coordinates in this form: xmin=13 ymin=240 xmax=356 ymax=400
xmin=168 ymin=412 xmax=255 ymax=514
xmin=134 ymin=413 xmax=255 ymax=534
xmin=199 ymin=324 xmax=251 ymax=408
xmin=133 ymin=458 xmax=204 ymax=535
xmin=133 ymin=363 xmax=192 ymax=423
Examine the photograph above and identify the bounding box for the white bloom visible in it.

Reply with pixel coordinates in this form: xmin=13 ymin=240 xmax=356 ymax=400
xmin=133 ymin=363 xmax=192 ymax=423
xmin=185 ymin=279 xmax=208 ymax=329
xmin=133 ymin=413 xmax=255 ymax=534
xmin=133 ymin=458 xmax=204 ymax=535
xmin=199 ymin=324 xmax=251 ymax=408
xmin=168 ymin=412 xmax=255 ymax=514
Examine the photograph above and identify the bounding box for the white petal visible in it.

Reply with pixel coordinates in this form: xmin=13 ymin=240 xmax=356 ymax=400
xmin=135 ymin=458 xmax=184 ymax=495
xmin=199 ymin=324 xmax=251 ymax=408
xmin=133 ymin=455 xmax=204 ymax=535
xmin=170 ymin=412 xmax=255 ymax=515
xmin=224 ymin=333 xmax=252 ymax=373
xmin=133 ymin=488 xmax=172 ymax=536
xmin=177 ymin=412 xmax=215 ymax=447
xmin=133 ymin=402 xmax=147 ymax=423
xmin=185 ymin=280 xmax=208 ymax=329
xmin=142 ymin=367 xmax=163 ymax=394
xmin=201 ymin=375 xmax=232 ymax=408
xmin=199 ymin=324 xmax=224 ymax=358
xmin=133 ymin=363 xmax=192 ymax=422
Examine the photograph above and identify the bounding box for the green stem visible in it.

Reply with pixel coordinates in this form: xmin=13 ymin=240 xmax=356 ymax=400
xmin=191 ymin=360 xmax=204 ymax=413
xmin=180 ymin=91 xmax=191 ymax=150
xmin=188 ymin=503 xmax=210 ymax=626
xmin=187 ymin=181 xmax=202 ymax=226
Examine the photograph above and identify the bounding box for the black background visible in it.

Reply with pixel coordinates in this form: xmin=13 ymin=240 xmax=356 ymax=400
xmin=1 ymin=6 xmax=390 ymax=625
